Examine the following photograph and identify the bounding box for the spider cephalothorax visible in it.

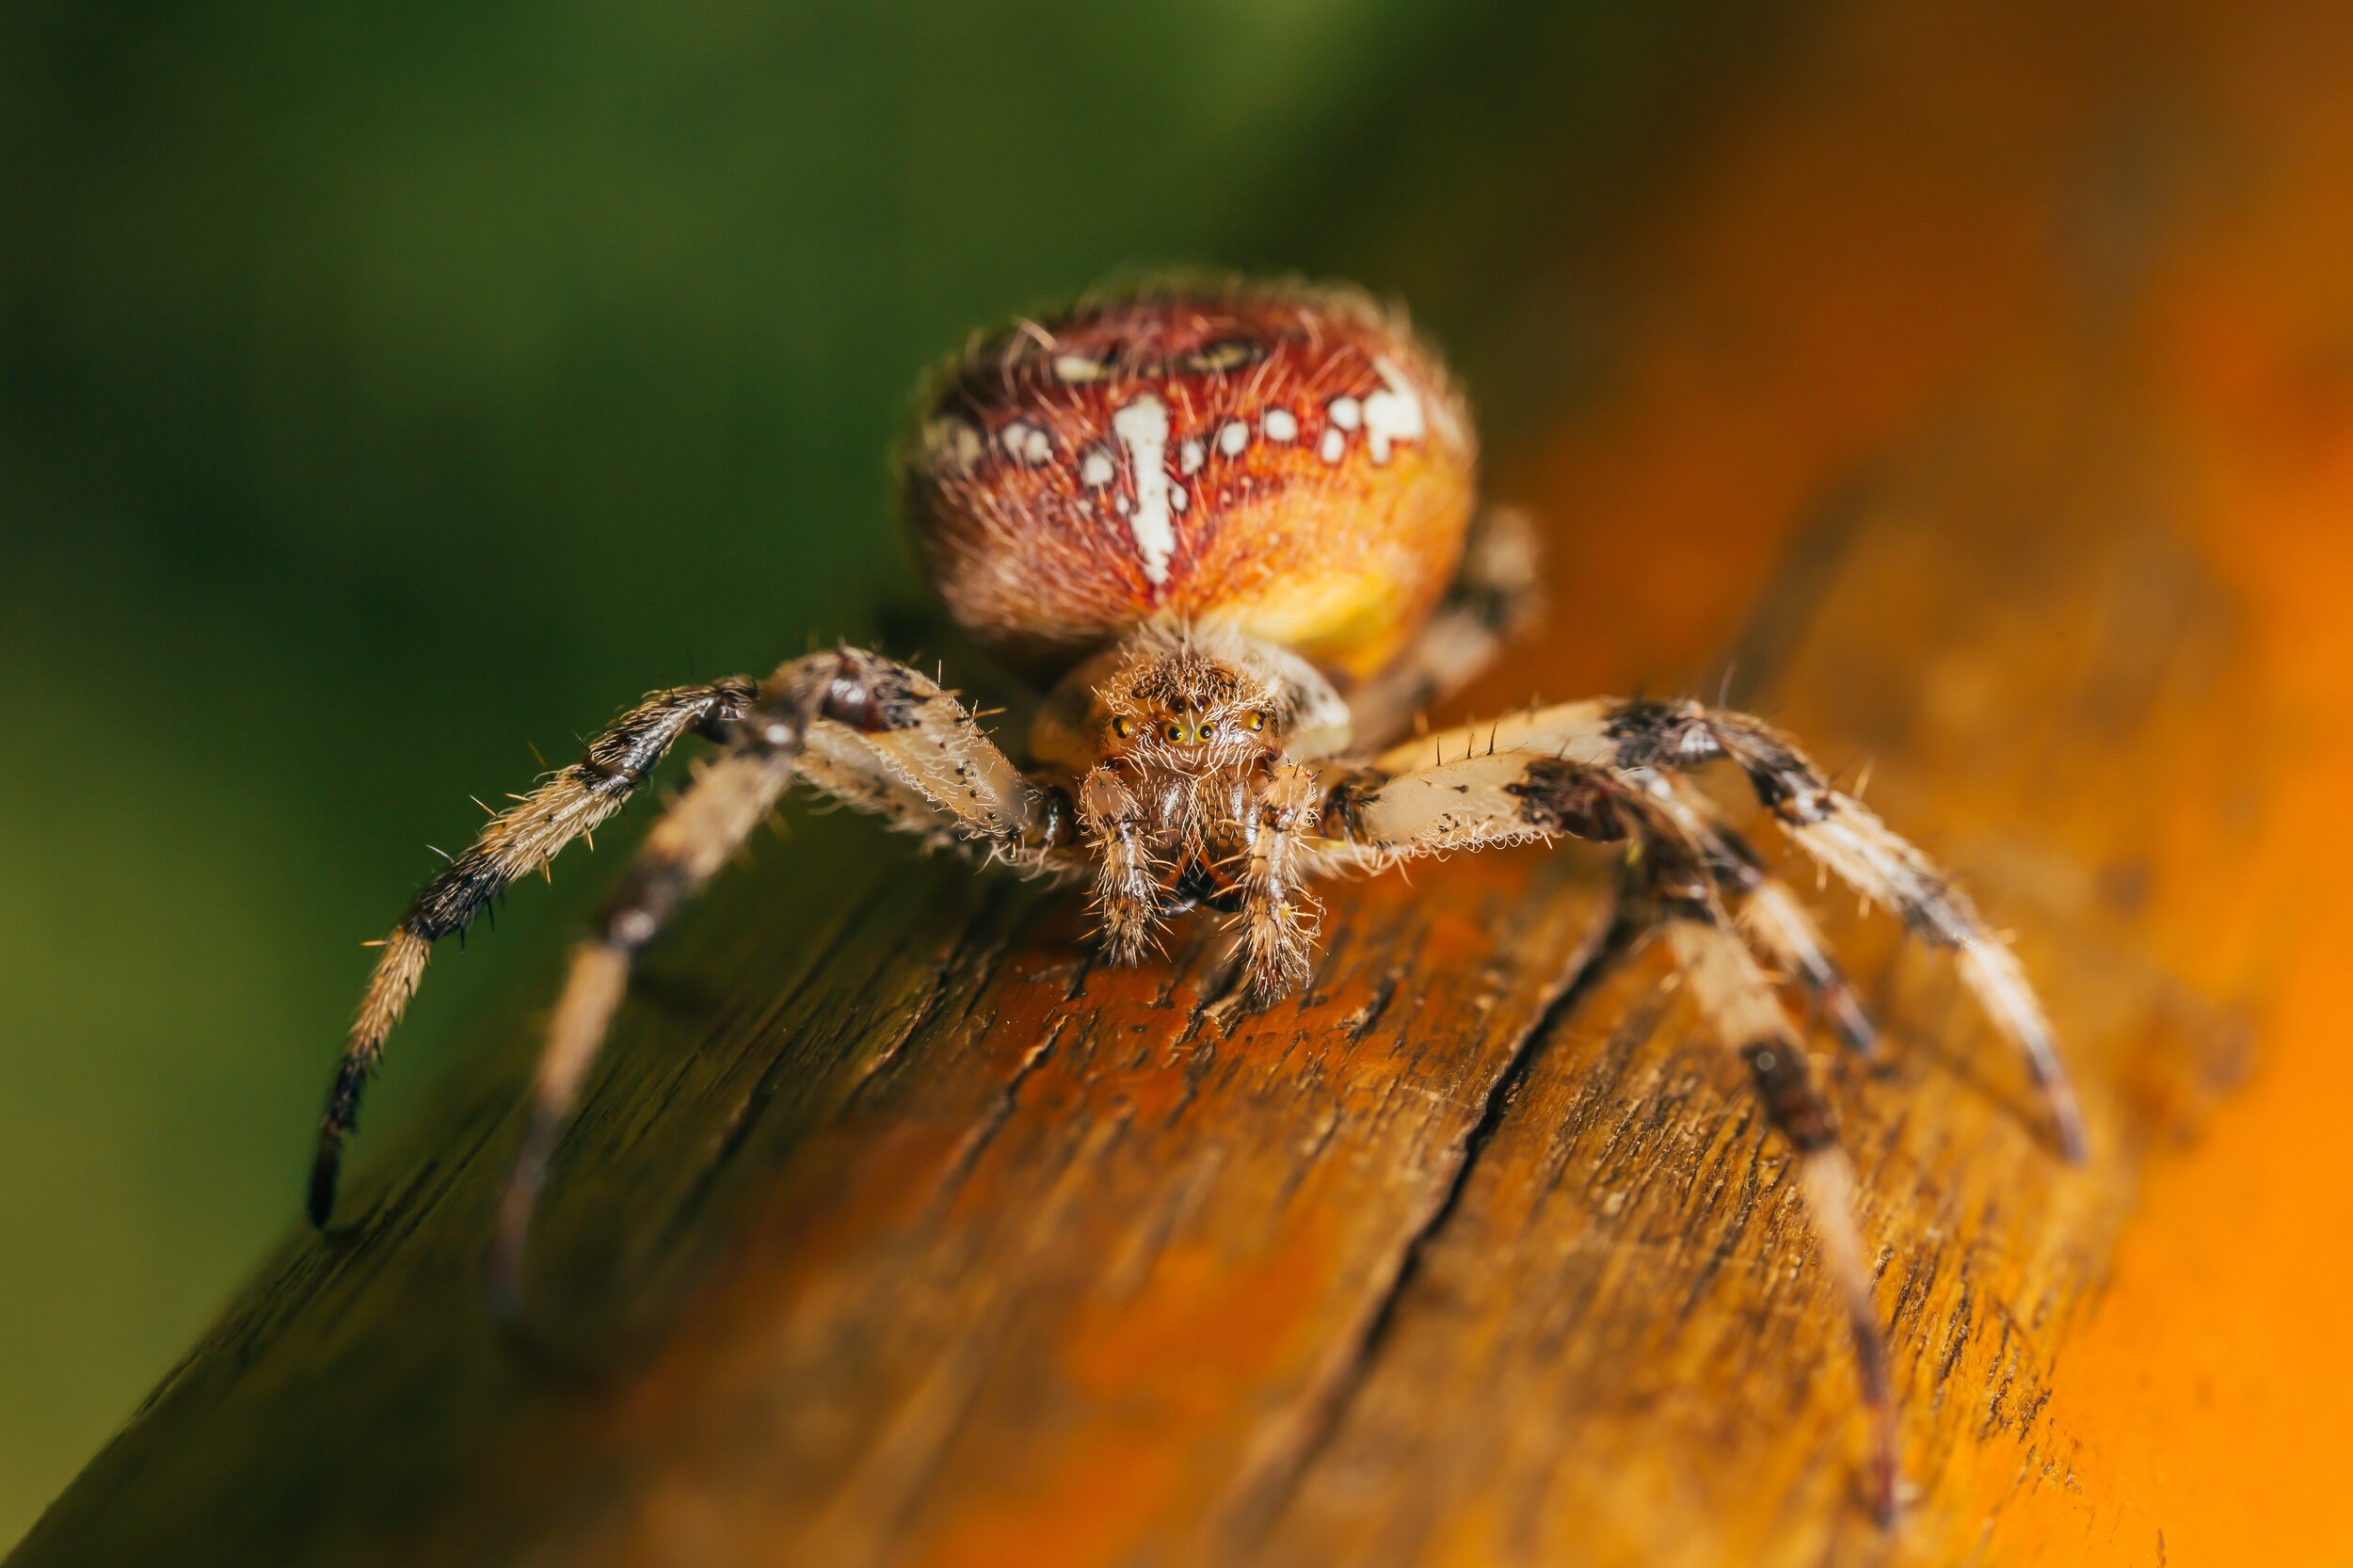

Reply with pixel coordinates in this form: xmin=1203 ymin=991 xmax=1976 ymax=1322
xmin=308 ymin=275 xmax=2083 ymax=1527
xmin=1029 ymin=624 xmax=1350 ymax=975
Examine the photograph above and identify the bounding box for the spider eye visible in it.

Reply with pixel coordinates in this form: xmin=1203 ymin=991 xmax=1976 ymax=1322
xmin=1247 ymin=712 xmax=1268 ymax=732
xmin=1111 ymin=715 xmax=1133 ymax=740
xmin=1164 ymin=721 xmax=1188 ymax=744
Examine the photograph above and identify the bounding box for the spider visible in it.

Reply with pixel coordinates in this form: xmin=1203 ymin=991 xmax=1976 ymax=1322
xmin=307 ymin=276 xmax=2084 ymax=1525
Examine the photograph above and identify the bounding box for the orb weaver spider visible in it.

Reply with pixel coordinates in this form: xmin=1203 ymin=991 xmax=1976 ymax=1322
xmin=308 ymin=276 xmax=2084 ymax=1526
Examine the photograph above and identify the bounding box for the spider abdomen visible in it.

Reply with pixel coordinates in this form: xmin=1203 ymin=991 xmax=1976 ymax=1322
xmin=904 ymin=280 xmax=1476 ymax=681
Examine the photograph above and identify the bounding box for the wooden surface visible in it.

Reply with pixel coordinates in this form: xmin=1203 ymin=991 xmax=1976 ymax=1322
xmin=19 ymin=3 xmax=2353 ymax=1564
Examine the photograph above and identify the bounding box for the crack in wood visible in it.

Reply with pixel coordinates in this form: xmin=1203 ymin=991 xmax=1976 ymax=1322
xmin=1217 ymin=896 xmax=1628 ymax=1548
xmin=926 ymin=1015 xmax=1069 ymax=1212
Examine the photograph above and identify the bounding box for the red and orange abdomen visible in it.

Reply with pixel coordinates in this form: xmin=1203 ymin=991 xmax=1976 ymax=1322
xmin=903 ymin=280 xmax=1477 ymax=683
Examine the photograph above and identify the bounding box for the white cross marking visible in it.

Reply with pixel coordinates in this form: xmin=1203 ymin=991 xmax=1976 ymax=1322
xmin=1111 ymin=393 xmax=1176 ymax=585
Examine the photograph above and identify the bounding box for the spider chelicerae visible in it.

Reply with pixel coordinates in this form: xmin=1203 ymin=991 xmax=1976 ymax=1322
xmin=307 ymin=275 xmax=2084 ymax=1525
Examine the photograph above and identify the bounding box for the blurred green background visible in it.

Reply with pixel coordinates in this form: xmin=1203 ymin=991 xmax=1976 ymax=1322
xmin=0 ymin=0 xmax=1762 ymax=1542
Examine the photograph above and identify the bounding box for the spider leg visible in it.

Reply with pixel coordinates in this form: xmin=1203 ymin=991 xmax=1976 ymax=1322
xmin=1636 ymin=701 xmax=2084 ymax=1160
xmin=312 ymin=678 xmax=758 ymax=1226
xmin=1079 ymin=766 xmax=1162 ymax=964
xmin=480 ymin=648 xmax=1054 ymax=1309
xmin=795 ymin=653 xmax=1043 ymax=852
xmin=1316 ymin=751 xmax=1583 ymax=864
xmin=1649 ymin=776 xmax=1879 ymax=1058
xmin=314 ymin=642 xmax=1050 ymax=1225
xmin=1346 ymin=505 xmax=1544 ymax=750
xmin=1317 ymin=752 xmax=1900 ymax=1525
xmin=487 ymin=743 xmax=799 ymax=1311
xmin=1233 ymin=760 xmax=1322 ymax=1003
xmin=1375 ymin=697 xmax=2085 ymax=1160
xmin=1636 ymin=823 xmax=1900 ymax=1530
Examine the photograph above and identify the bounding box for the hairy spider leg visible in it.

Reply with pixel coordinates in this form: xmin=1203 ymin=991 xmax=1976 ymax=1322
xmin=1373 ymin=697 xmax=2086 ymax=1161
xmin=482 ymin=648 xmax=1056 ymax=1310
xmin=1232 ymin=760 xmax=1324 ymax=1002
xmin=312 ymin=679 xmax=758 ymax=1227
xmin=1630 ymin=802 xmax=1899 ymax=1529
xmin=1078 ymin=766 xmax=1163 ymax=965
xmin=1649 ymin=775 xmax=1880 ymax=1058
xmin=488 ymin=744 xmax=798 ymax=1311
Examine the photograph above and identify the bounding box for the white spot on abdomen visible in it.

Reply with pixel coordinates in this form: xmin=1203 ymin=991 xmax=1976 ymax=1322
xmin=1263 ymin=408 xmax=1298 ymax=442
xmin=1002 ymin=422 xmax=1051 ymax=466
xmin=1080 ymin=447 xmax=1116 ymax=488
xmin=1363 ymin=358 xmax=1426 ymax=463
xmin=1179 ymin=437 xmax=1205 ymax=474
xmin=1320 ymin=428 xmax=1345 ymax=463
xmin=1111 ymin=392 xmax=1177 ymax=586
xmin=1217 ymin=420 xmax=1250 ymax=457
xmin=1327 ymin=394 xmax=1363 ymax=430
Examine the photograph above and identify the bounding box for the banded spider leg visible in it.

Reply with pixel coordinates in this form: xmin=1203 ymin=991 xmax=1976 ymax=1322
xmin=311 ymin=649 xmax=1075 ymax=1312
